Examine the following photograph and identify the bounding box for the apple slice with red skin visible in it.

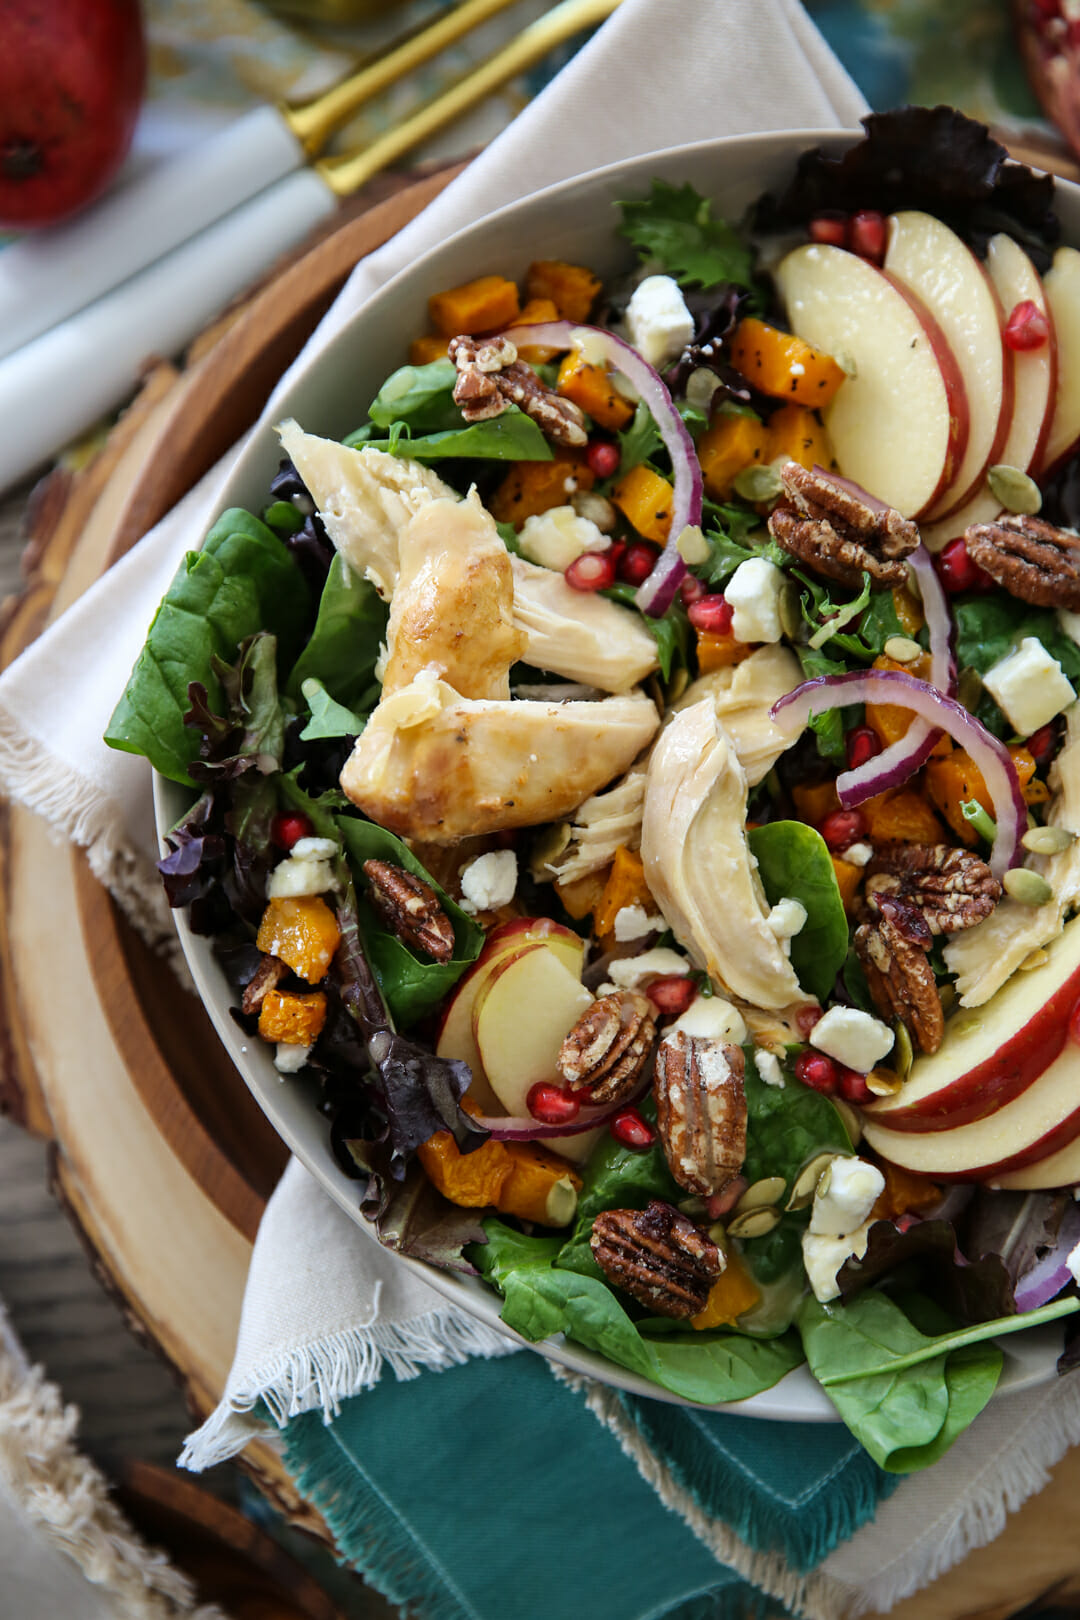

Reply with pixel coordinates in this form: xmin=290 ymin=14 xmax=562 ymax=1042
xmin=991 ymin=1129 xmax=1080 ymax=1191
xmin=883 ymin=211 xmax=1012 ymax=522
xmin=921 ymin=234 xmax=1056 ymax=549
xmin=1041 ymin=245 xmax=1080 ymax=475
xmin=865 ymin=914 xmax=1080 ymax=1134
xmin=775 ymin=242 xmax=968 ymax=517
xmin=862 ymin=1041 xmax=1080 ymax=1183
xmin=474 ymin=942 xmax=598 ymax=1165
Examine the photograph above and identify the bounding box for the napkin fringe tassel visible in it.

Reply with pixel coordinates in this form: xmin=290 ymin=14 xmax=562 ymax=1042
xmin=179 ymin=1309 xmax=518 ymax=1472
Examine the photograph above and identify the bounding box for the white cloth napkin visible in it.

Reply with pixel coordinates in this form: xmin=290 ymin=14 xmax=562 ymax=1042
xmin=6 ymin=1 xmax=1077 ymax=1614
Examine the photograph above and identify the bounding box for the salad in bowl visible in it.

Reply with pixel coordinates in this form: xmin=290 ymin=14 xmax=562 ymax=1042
xmin=108 ymin=109 xmax=1080 ymax=1469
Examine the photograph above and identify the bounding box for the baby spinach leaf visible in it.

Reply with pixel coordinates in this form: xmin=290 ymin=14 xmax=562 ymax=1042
xmin=286 ymin=553 xmax=387 ymax=710
xmin=106 ymin=509 xmax=310 ymax=786
xmin=475 ymin=1219 xmax=804 ymax=1404
xmin=953 ymin=594 xmax=1080 ymax=682
xmin=741 ymin=1052 xmax=852 ymax=1200
xmin=347 ymin=408 xmax=553 ymax=464
xmin=747 ymin=821 xmax=849 ymax=1003
xmin=335 ymin=816 xmax=484 ymax=1028
xmin=619 ymin=180 xmax=755 ymax=291
xmin=556 ymin=1099 xmax=681 ymax=1281
xmin=794 ymin=643 xmax=854 ymax=763
xmin=299 ymin=678 xmax=369 ymax=742
xmin=366 ymin=359 xmax=460 ymax=432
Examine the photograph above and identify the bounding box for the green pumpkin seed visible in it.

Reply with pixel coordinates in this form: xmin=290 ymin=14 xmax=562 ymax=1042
xmin=529 ymin=821 xmax=571 ymax=875
xmin=883 ymin=635 xmax=923 ymax=664
xmin=1002 ymin=867 xmax=1054 ymax=905
xmin=678 ymin=1196 xmax=708 ymax=1218
xmin=727 ymin=1206 xmax=781 ymax=1240
xmin=707 ymin=1220 xmax=729 ymax=1247
xmin=988 ymin=463 xmax=1042 ymax=516
xmin=1022 ymin=825 xmax=1075 ymax=856
xmin=957 ymin=666 xmax=984 ymax=712
xmin=893 ymin=1021 xmax=914 ymax=1081
xmin=686 ymin=368 xmax=722 ymax=413
xmin=734 ymin=1176 xmax=786 ymax=1213
xmin=786 ymin=1152 xmax=839 ymax=1211
xmin=676 ymin=524 xmax=710 ymax=564
xmin=733 ymin=462 xmax=784 ymax=503
xmin=866 ymin=1069 xmax=903 ymax=1097
xmin=779 ymin=581 xmax=801 ymax=640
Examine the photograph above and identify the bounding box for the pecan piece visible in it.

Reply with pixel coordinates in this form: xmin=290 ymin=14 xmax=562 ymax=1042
xmin=654 ymin=1031 xmax=747 ymax=1196
xmin=362 ymin=859 xmax=454 ymax=963
xmin=964 ymin=514 xmax=1080 ymax=610
xmin=865 ymin=842 xmax=1000 ymax=935
xmin=768 ymin=461 xmax=919 ymax=588
xmin=590 ymin=1200 xmax=722 ymax=1318
xmin=241 ymin=953 xmax=287 ymax=1016
xmin=854 ymin=907 xmax=944 ymax=1055
xmin=448 ymin=333 xmax=588 ymax=447
xmin=557 ymin=991 xmax=657 ymax=1103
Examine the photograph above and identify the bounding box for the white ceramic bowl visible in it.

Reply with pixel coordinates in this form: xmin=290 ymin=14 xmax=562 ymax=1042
xmin=156 ymin=130 xmax=1080 ymax=1417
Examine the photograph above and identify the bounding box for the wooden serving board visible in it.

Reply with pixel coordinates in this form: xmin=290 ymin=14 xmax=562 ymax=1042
xmin=5 ymin=139 xmax=1080 ymax=1620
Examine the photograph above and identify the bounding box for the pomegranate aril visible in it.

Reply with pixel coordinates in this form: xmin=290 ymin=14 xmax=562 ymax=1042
xmin=819 ymin=808 xmax=867 ymax=853
xmin=565 ymin=551 xmax=617 ymax=592
xmin=794 ymin=1051 xmax=839 ymax=1095
xmin=845 ymin=725 xmax=881 ymax=771
xmin=688 ymin=594 xmax=734 ymax=634
xmin=1027 ymin=720 xmax=1060 ymax=769
xmin=586 ymin=440 xmax=620 ymax=479
xmin=526 ymin=1082 xmax=581 ymax=1125
xmin=706 ymin=1177 xmax=747 ymax=1219
xmin=271 ymin=811 xmax=314 ymax=852
xmin=838 ymin=1066 xmax=874 ymax=1104
xmin=795 ymin=1003 xmax=823 ymax=1038
xmin=937 ymin=536 xmax=994 ymax=595
xmin=646 ymin=975 xmax=697 ymax=1016
xmin=609 ymin=1106 xmax=655 ymax=1150
xmin=849 ymin=210 xmax=887 ymax=265
xmin=809 ymin=214 xmax=849 ymax=248
xmin=1004 ymin=299 xmax=1050 ymax=352
xmin=680 ymin=575 xmax=707 ymax=605
xmin=617 ymin=540 xmax=660 ymax=586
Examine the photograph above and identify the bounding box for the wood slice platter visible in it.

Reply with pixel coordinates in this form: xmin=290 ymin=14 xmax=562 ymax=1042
xmin=5 ymin=136 xmax=1080 ymax=1620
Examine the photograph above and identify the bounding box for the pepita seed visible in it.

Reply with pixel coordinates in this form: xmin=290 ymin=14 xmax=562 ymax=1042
xmin=1022 ymin=825 xmax=1076 ymax=856
xmin=786 ymin=1152 xmax=839 ymax=1211
xmin=735 ymin=1176 xmax=786 ymax=1213
xmin=678 ymin=1196 xmax=708 ymax=1218
xmin=667 ymin=666 xmax=690 ymax=703
xmin=529 ymin=821 xmax=571 ymax=874
xmin=987 ymin=463 xmax=1042 ymax=516
xmin=779 ymin=581 xmax=802 ymax=640
xmin=686 ymin=367 xmax=722 ymax=413
xmin=1002 ymin=867 xmax=1054 ymax=906
xmin=727 ymin=1206 xmax=782 ymax=1240
xmin=834 ymin=1097 xmax=862 ymax=1145
xmin=733 ymin=462 xmax=784 ymax=503
xmin=676 ymin=524 xmax=710 ymax=564
xmin=957 ymin=666 xmax=984 ymax=712
xmin=893 ymin=1020 xmax=914 ymax=1081
xmin=708 ymin=1221 xmax=729 ymax=1246
xmin=1020 ymin=947 xmax=1051 ymax=972
xmin=883 ymin=635 xmax=923 ymax=664
xmin=866 ymin=1068 xmax=903 ymax=1097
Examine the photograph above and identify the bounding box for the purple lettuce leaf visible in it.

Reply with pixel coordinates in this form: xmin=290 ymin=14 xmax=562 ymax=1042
xmin=837 ymin=1218 xmax=1016 ymax=1324
xmin=156 ymin=790 xmax=225 ymax=909
xmin=185 ymin=631 xmax=286 ymax=785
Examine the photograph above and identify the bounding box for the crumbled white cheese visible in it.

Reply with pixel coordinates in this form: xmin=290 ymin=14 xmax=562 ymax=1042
xmin=802 ymin=1222 xmax=873 ymax=1304
xmin=518 ymin=504 xmax=610 ymax=572
xmin=809 ymin=1005 xmax=894 ymax=1073
xmin=571 ymin=491 xmax=617 ymax=532
xmin=1058 ymin=607 xmax=1080 ymax=648
xmin=608 ymin=947 xmax=692 ymax=988
xmin=613 ymin=903 xmax=663 ymax=942
xmin=274 ymin=1042 xmax=312 ymax=1075
xmin=754 ymin=1049 xmax=785 ymax=1088
xmin=291 ymin=837 xmax=338 ymax=861
xmin=843 ymin=842 xmax=873 ymax=868
xmin=982 ymin=636 xmax=1076 ymax=736
xmin=809 ymin=1156 xmax=885 ymax=1237
xmin=766 ymin=898 xmax=808 ymax=940
xmin=725 ymin=558 xmax=787 ymax=645
xmin=459 ymin=849 xmax=518 ymax=915
xmin=1069 ymin=1238 xmax=1080 ymax=1286
xmin=624 ymin=274 xmax=695 ymax=369
xmin=267 ymin=842 xmax=339 ymax=899
xmin=669 ymin=996 xmax=747 ymax=1044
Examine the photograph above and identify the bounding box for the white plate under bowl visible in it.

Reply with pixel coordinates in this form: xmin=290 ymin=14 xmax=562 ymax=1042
xmin=154 ymin=129 xmax=1080 ymax=1418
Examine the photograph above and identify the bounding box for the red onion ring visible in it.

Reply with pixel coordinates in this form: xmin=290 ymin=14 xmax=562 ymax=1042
xmin=469 ymin=1075 xmax=649 ymax=1142
xmin=772 ymin=669 xmax=1026 ymax=876
xmin=497 ymin=320 xmax=701 ymax=616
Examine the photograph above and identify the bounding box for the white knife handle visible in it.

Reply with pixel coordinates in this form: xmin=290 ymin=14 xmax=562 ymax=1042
xmin=0 ymin=168 xmax=337 ymax=496
xmin=0 ymin=107 xmax=304 ymax=363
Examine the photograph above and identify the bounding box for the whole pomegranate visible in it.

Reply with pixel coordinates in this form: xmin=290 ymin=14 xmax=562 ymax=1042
xmin=0 ymin=0 xmax=146 ymax=229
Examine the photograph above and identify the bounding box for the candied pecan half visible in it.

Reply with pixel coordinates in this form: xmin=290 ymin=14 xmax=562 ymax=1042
xmin=362 ymin=859 xmax=454 ymax=963
xmin=590 ymin=1200 xmax=722 ymax=1318
xmin=241 ymin=953 xmax=287 ymax=1016
xmin=654 ymin=1031 xmax=747 ymax=1196
xmin=855 ymin=907 xmax=944 ymax=1055
xmin=768 ymin=461 xmax=919 ymax=588
xmin=557 ymin=991 xmax=656 ymax=1104
xmin=865 ymin=842 xmax=1001 ymax=935
xmin=448 ymin=334 xmax=587 ymax=447
xmin=964 ymin=514 xmax=1080 ymax=610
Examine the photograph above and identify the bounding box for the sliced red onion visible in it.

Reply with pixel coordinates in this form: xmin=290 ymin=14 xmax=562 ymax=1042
xmin=469 ymin=1076 xmax=648 ymax=1142
xmin=1014 ymin=1202 xmax=1080 ymax=1313
xmin=772 ymin=669 xmax=1026 ymax=876
xmin=811 ymin=464 xmax=888 ymax=514
xmin=498 ymin=319 xmax=701 ymax=617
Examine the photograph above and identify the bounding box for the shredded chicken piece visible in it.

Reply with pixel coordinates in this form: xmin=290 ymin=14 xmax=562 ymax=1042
xmin=673 ymin=644 xmax=806 ymax=787
xmin=510 ymin=556 xmax=659 ymax=692
xmin=544 ymin=770 xmax=648 ymax=884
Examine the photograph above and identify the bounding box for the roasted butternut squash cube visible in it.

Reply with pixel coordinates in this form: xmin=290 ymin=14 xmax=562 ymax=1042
xmin=488 ymin=453 xmax=594 ymax=525
xmin=611 ymin=463 xmax=674 ymax=542
xmin=428 ymin=274 xmax=520 ymax=337
xmin=831 ymin=855 xmax=862 ymax=916
xmin=792 ymin=780 xmax=840 ymax=826
xmin=555 ymin=869 xmax=610 ymax=921
xmin=408 ymin=334 xmax=450 ymax=365
xmin=865 ymin=655 xmax=951 ymax=758
xmin=697 ymin=630 xmax=754 ymax=673
xmin=926 ymin=747 xmax=1036 ymax=843
xmin=593 ymin=846 xmax=653 ymax=940
xmin=728 ymin=317 xmax=846 ymax=407
xmin=515 ymin=297 xmax=563 ymax=362
xmin=871 ymin=1163 xmax=941 ymax=1222
xmin=765 ymin=403 xmax=832 ymax=472
xmin=696 ymin=411 xmax=770 ymax=500
xmin=417 ymin=1129 xmax=581 ymax=1226
xmin=690 ymin=1251 xmax=761 ymax=1329
xmin=256 ymin=896 xmax=341 ymax=983
xmin=258 ymin=989 xmax=328 ymax=1046
xmin=557 ymin=350 xmax=634 ymax=430
xmin=525 ymin=259 xmax=601 ymax=323
xmin=861 ymin=788 xmax=945 ymax=845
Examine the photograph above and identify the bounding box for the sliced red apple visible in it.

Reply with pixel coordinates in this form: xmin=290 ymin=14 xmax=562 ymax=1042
xmin=990 ymin=1130 xmax=1080 ymax=1191
xmin=921 ymin=233 xmax=1056 ymax=549
xmin=473 ymin=942 xmax=598 ymax=1164
xmin=862 ymin=1041 xmax=1080 ymax=1182
xmin=884 ymin=211 xmax=1012 ymax=522
xmin=775 ymin=242 xmax=968 ymax=517
xmin=1042 ymin=245 xmax=1080 ymax=474
xmin=866 ymin=914 xmax=1080 ymax=1133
